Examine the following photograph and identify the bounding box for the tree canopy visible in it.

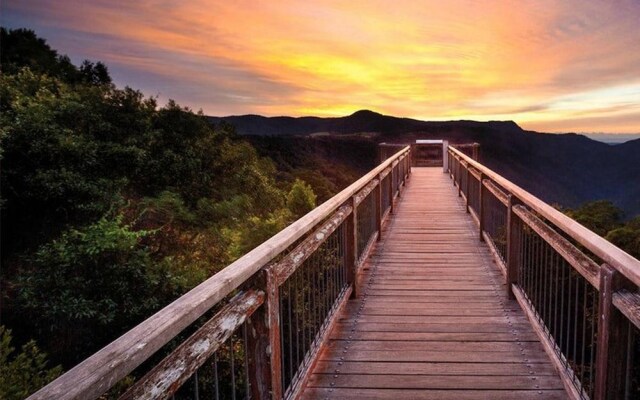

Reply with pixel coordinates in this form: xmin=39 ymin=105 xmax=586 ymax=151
xmin=0 ymin=28 xmax=322 ymax=396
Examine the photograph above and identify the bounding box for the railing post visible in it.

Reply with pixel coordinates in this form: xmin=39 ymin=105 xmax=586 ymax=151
xmin=472 ymin=143 xmax=480 ymax=161
xmin=389 ymin=166 xmax=395 ymax=214
xmin=396 ymin=161 xmax=402 ymax=198
xmin=411 ymin=149 xmax=414 ymax=172
xmin=457 ymin=160 xmax=462 ymax=197
xmin=506 ymin=194 xmax=521 ymax=298
xmin=594 ymin=263 xmax=630 ymax=400
xmin=465 ymin=166 xmax=470 ymax=213
xmin=449 ymin=152 xmax=453 ymax=179
xmin=452 ymin=155 xmax=457 ymax=186
xmin=345 ymin=197 xmax=358 ymax=298
xmin=253 ymin=267 xmax=282 ymax=399
xmin=403 ymin=154 xmax=407 ymax=179
xmin=479 ymin=173 xmax=485 ymax=241
xmin=375 ymin=176 xmax=382 ymax=241
xmin=442 ymin=140 xmax=449 ymax=173
xmin=246 ymin=272 xmax=276 ymax=399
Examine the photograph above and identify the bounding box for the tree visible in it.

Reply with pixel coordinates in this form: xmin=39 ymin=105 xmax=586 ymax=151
xmin=286 ymin=179 xmax=317 ymax=219
xmin=566 ymin=200 xmax=622 ymax=237
xmin=0 ymin=28 xmax=80 ymax=82
xmin=0 ymin=326 xmax=61 ymax=400
xmin=80 ymin=60 xmax=112 ymax=85
xmin=606 ymin=217 xmax=640 ymax=259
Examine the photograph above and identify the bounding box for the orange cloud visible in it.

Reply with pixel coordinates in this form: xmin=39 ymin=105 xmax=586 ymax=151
xmin=4 ymin=0 xmax=640 ymax=132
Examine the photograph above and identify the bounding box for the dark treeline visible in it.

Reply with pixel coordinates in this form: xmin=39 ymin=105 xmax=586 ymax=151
xmin=0 ymin=28 xmax=360 ymax=399
xmin=564 ymin=200 xmax=640 ymax=259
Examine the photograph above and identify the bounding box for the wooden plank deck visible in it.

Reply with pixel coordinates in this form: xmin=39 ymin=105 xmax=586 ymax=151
xmin=301 ymin=167 xmax=568 ymax=399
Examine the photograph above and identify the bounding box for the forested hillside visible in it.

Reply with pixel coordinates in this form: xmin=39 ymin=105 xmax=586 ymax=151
xmin=212 ymin=111 xmax=640 ymax=217
xmin=0 ymin=28 xmax=341 ymax=398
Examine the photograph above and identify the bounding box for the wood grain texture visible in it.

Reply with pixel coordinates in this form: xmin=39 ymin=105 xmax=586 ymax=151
xmin=299 ymin=168 xmax=567 ymax=399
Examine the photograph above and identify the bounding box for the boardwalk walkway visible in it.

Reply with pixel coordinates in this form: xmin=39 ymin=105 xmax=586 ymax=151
xmin=301 ymin=168 xmax=568 ymax=399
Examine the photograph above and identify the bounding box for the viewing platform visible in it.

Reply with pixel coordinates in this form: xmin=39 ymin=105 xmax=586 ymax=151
xmin=29 ymin=143 xmax=640 ymax=400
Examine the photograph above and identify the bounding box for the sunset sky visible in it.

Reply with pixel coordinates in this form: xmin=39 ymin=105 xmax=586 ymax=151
xmin=3 ymin=0 xmax=640 ymax=134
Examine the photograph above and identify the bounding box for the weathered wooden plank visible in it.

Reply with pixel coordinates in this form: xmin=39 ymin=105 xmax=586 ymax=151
xmin=329 ymin=331 xmax=541 ymax=342
xmin=307 ymin=374 xmax=564 ymax=390
xmin=354 ymin=179 xmax=379 ymax=207
xmin=273 ymin=204 xmax=352 ymax=286
xmin=312 ymin=360 xmax=559 ymax=375
xmin=343 ymin=305 xmax=524 ymax=317
xmin=120 ymin=290 xmax=264 ymax=400
xmin=319 ymin=348 xmax=554 ymax=363
xmin=482 ymin=179 xmax=509 ymax=206
xmin=334 ymin=322 xmax=538 ymax=334
xmin=613 ymin=289 xmax=640 ymax=329
xmin=324 ymin=339 xmax=546 ymax=353
xmin=301 ymin=388 xmax=568 ymax=400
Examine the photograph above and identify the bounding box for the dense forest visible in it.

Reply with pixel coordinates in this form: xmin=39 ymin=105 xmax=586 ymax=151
xmin=0 ymin=28 xmax=363 ymax=399
xmin=1 ymin=28 xmax=639 ymax=399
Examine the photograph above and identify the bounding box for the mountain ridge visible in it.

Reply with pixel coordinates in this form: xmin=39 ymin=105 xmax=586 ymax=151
xmin=209 ymin=110 xmax=639 ymax=217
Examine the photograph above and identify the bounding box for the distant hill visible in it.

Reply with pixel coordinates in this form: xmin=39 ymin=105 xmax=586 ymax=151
xmin=209 ymin=110 xmax=640 ymax=217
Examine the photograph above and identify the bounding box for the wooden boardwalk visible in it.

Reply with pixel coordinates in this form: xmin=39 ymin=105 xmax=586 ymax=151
xmin=301 ymin=168 xmax=568 ymax=399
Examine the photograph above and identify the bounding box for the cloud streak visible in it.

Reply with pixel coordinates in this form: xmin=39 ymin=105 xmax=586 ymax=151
xmin=3 ymin=0 xmax=640 ymax=132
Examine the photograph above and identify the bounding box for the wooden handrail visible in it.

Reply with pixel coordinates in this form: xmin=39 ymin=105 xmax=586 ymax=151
xmin=28 ymin=146 xmax=410 ymax=400
xmin=449 ymin=146 xmax=640 ymax=287
xmin=449 ymin=144 xmax=640 ymax=399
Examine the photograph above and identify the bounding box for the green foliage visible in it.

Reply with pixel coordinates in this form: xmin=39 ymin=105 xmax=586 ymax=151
xmin=286 ymin=179 xmax=317 ymax=219
xmin=16 ymin=216 xmax=154 ymax=359
xmin=566 ymin=200 xmax=623 ymax=237
xmin=79 ymin=60 xmax=112 ymax=85
xmin=292 ymin=168 xmax=338 ymax=202
xmin=0 ymin=326 xmax=62 ymax=400
xmin=1 ymin=27 xmax=301 ymax=373
xmin=222 ymin=209 xmax=291 ymax=259
xmin=605 ymin=216 xmax=640 ymax=259
xmin=565 ymin=201 xmax=640 ymax=259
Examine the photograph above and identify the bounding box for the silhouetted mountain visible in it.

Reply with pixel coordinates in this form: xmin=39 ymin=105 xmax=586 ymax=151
xmin=209 ymin=110 xmax=640 ymax=217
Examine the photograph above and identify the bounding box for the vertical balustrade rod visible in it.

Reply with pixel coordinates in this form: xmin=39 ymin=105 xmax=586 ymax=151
xmin=465 ymin=166 xmax=471 ymax=213
xmin=457 ymin=158 xmax=462 ymax=197
xmin=375 ymin=176 xmax=382 ymax=241
xmin=478 ymin=174 xmax=485 ymax=241
xmin=506 ymin=195 xmax=521 ymax=299
xmin=345 ymin=197 xmax=358 ymax=298
xmin=396 ymin=161 xmax=402 ymax=198
xmin=452 ymin=154 xmax=457 ymax=186
xmin=389 ymin=167 xmax=395 ymax=214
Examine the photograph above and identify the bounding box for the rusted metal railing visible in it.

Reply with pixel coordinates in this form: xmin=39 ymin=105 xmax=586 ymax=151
xmin=448 ymin=145 xmax=640 ymax=400
xmin=28 ymin=147 xmax=411 ymax=400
